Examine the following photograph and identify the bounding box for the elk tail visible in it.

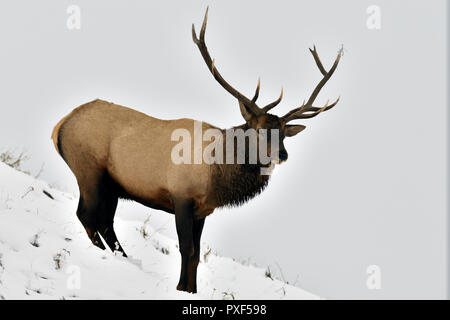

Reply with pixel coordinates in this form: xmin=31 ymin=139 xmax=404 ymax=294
xmin=51 ymin=113 xmax=70 ymax=157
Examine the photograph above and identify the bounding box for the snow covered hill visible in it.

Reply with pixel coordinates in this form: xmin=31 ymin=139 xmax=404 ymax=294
xmin=0 ymin=162 xmax=318 ymax=300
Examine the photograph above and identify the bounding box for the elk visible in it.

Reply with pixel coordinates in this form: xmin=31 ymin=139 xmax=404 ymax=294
xmin=51 ymin=8 xmax=342 ymax=293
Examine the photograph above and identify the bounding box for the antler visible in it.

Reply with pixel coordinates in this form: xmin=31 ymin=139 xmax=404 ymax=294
xmin=262 ymin=87 xmax=283 ymax=113
xmin=282 ymin=46 xmax=342 ymax=122
xmin=192 ymin=8 xmax=283 ymax=117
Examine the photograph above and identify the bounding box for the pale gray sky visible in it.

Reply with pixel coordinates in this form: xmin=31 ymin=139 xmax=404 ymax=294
xmin=0 ymin=0 xmax=447 ymax=299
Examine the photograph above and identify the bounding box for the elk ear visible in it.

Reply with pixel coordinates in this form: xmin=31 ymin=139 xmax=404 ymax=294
xmin=285 ymin=124 xmax=306 ymax=137
xmin=239 ymin=101 xmax=254 ymax=122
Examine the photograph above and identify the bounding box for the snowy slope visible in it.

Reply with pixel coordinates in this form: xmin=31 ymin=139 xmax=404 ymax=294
xmin=0 ymin=162 xmax=318 ymax=300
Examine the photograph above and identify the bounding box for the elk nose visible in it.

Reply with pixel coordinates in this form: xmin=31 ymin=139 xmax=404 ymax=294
xmin=279 ymin=150 xmax=288 ymax=162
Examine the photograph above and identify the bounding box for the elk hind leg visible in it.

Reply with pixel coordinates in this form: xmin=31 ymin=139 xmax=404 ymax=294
xmin=96 ymin=190 xmax=127 ymax=257
xmin=96 ymin=172 xmax=127 ymax=257
xmin=76 ymin=195 xmax=105 ymax=250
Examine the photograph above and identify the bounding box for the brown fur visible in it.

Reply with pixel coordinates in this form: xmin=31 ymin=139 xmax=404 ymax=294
xmin=51 ymin=113 xmax=72 ymax=155
xmin=52 ymin=99 xmax=278 ymax=216
xmin=52 ymin=99 xmax=284 ymax=293
xmin=52 ymin=98 xmax=290 ymax=292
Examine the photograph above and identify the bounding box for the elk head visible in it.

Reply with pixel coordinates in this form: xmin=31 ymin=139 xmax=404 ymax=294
xmin=192 ymin=8 xmax=342 ymax=164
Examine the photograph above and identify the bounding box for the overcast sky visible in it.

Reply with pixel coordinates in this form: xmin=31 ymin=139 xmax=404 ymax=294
xmin=0 ymin=0 xmax=447 ymax=299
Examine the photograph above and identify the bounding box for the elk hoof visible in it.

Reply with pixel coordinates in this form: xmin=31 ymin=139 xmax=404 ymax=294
xmin=187 ymin=287 xmax=197 ymax=294
xmin=176 ymin=283 xmax=187 ymax=291
xmin=176 ymin=283 xmax=197 ymax=293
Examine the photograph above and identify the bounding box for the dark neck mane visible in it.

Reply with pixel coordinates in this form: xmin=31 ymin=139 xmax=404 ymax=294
xmin=211 ymin=163 xmax=270 ymax=208
xmin=210 ymin=124 xmax=271 ymax=208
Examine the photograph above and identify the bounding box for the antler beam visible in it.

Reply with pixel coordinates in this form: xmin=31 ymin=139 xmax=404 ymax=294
xmin=192 ymin=7 xmax=264 ymax=116
xmin=192 ymin=8 xmax=341 ymax=121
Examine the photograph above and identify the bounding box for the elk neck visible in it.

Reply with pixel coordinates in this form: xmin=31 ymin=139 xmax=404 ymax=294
xmin=209 ymin=123 xmax=271 ymax=208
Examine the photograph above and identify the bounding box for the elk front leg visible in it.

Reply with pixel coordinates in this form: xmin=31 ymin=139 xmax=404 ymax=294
xmin=174 ymin=199 xmax=194 ymax=292
xmin=187 ymin=217 xmax=205 ymax=293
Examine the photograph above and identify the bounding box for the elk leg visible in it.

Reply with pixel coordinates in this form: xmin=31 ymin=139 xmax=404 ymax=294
xmin=96 ymin=193 xmax=128 ymax=257
xmin=98 ymin=225 xmax=127 ymax=257
xmin=76 ymin=196 xmax=105 ymax=250
xmin=174 ymin=199 xmax=194 ymax=292
xmin=186 ymin=217 xmax=205 ymax=293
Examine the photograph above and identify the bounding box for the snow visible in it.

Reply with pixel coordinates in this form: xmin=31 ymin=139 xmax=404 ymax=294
xmin=0 ymin=162 xmax=318 ymax=300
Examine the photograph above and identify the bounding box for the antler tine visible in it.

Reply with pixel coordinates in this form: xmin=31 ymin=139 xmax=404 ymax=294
xmin=283 ymin=46 xmax=342 ymax=122
xmin=305 ymin=47 xmax=341 ymax=107
xmin=262 ymin=87 xmax=283 ymax=113
xmin=252 ymin=77 xmax=261 ymax=103
xmin=284 ymin=96 xmax=340 ymax=121
xmin=200 ymin=6 xmax=208 ymax=41
xmin=192 ymin=7 xmax=263 ymax=116
xmin=192 ymin=7 xmax=209 ymax=44
xmin=309 ymin=45 xmax=327 ymax=76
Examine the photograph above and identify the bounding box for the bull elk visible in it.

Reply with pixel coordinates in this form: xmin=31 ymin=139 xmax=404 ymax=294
xmin=52 ymin=8 xmax=342 ymax=293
